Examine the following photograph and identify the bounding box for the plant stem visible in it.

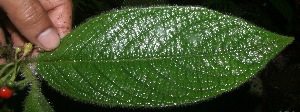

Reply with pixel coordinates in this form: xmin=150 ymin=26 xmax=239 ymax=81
xmin=10 ymin=63 xmax=21 ymax=81
xmin=1 ymin=67 xmax=14 ymax=81
xmin=0 ymin=63 xmax=14 ymax=77
xmin=16 ymin=79 xmax=30 ymax=90
xmin=23 ymin=65 xmax=39 ymax=90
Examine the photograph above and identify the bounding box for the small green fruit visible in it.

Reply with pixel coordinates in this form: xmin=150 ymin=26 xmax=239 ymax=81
xmin=5 ymin=80 xmax=16 ymax=88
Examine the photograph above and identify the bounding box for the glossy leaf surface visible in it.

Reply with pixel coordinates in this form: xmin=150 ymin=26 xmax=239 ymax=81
xmin=37 ymin=6 xmax=293 ymax=107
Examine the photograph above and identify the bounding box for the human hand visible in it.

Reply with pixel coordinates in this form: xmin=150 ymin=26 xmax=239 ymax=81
xmin=0 ymin=0 xmax=72 ymax=51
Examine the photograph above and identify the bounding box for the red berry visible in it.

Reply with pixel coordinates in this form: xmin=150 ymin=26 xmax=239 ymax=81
xmin=0 ymin=86 xmax=13 ymax=99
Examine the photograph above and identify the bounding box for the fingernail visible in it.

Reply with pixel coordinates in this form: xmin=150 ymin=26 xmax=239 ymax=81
xmin=37 ymin=28 xmax=60 ymax=51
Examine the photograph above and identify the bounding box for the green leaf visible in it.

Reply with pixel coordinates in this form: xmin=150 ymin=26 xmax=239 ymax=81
xmin=37 ymin=6 xmax=293 ymax=107
xmin=24 ymin=87 xmax=54 ymax=112
xmin=24 ymin=66 xmax=54 ymax=112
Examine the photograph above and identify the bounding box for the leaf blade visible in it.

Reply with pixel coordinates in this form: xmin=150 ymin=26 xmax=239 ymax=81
xmin=37 ymin=6 xmax=293 ymax=107
xmin=24 ymin=66 xmax=54 ymax=112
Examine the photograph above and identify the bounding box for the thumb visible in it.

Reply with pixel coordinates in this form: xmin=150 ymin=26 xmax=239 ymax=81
xmin=0 ymin=0 xmax=60 ymax=51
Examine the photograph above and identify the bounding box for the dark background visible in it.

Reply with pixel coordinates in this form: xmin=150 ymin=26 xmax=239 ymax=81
xmin=2 ymin=0 xmax=300 ymax=111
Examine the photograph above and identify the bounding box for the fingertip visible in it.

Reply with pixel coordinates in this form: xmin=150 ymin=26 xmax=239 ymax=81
xmin=37 ymin=28 xmax=60 ymax=51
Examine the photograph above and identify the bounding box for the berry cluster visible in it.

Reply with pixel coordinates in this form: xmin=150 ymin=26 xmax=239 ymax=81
xmin=0 ymin=43 xmax=33 ymax=99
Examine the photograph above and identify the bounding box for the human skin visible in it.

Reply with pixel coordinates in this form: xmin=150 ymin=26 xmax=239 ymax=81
xmin=0 ymin=0 xmax=72 ymax=63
